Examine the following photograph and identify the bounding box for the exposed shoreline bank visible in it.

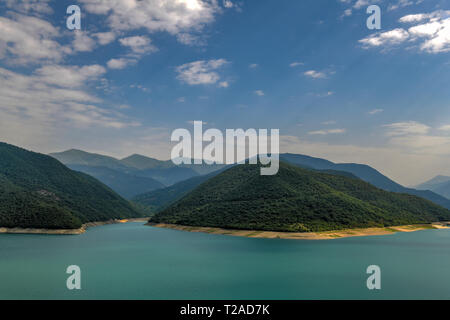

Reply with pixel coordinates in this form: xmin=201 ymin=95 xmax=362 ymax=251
xmin=0 ymin=218 xmax=150 ymax=235
xmin=147 ymin=222 xmax=450 ymax=240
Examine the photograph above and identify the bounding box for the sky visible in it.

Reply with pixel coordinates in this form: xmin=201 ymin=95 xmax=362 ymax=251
xmin=0 ymin=0 xmax=449 ymax=186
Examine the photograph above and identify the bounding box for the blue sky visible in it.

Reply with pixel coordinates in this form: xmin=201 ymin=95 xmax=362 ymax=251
xmin=0 ymin=0 xmax=449 ymax=185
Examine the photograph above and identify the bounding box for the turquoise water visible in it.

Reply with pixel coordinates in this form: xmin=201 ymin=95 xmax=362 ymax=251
xmin=1 ymin=222 xmax=450 ymax=299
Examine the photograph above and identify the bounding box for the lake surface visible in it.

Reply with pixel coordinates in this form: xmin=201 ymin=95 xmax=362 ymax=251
xmin=1 ymin=222 xmax=450 ymax=299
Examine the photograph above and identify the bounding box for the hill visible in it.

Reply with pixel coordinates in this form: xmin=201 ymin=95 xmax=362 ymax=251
xmin=68 ymin=165 xmax=164 ymax=199
xmin=0 ymin=143 xmax=142 ymax=229
xmin=133 ymin=167 xmax=229 ymax=211
xmin=150 ymin=162 xmax=450 ymax=232
xmin=280 ymin=153 xmax=450 ymax=209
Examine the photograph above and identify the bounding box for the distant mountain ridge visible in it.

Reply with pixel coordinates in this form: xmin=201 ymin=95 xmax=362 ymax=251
xmin=49 ymin=149 xmax=225 ymax=197
xmin=415 ymin=176 xmax=450 ymax=200
xmin=150 ymin=162 xmax=450 ymax=232
xmin=0 ymin=143 xmax=142 ymax=229
xmin=279 ymin=153 xmax=450 ymax=209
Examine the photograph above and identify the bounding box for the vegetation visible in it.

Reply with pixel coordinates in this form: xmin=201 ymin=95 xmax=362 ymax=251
xmin=150 ymin=162 xmax=450 ymax=232
xmin=0 ymin=143 xmax=142 ymax=229
xmin=133 ymin=168 xmax=228 ymax=211
xmin=280 ymin=153 xmax=450 ymax=209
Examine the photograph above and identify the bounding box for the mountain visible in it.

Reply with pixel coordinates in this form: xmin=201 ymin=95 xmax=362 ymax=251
xmin=0 ymin=143 xmax=142 ymax=229
xmin=50 ymin=149 xmax=129 ymax=171
xmin=68 ymin=165 xmax=164 ymax=199
xmin=50 ymin=149 xmax=226 ymax=187
xmin=150 ymin=162 xmax=450 ymax=232
xmin=136 ymin=166 xmax=199 ymax=186
xmin=280 ymin=153 xmax=450 ymax=209
xmin=120 ymin=154 xmax=173 ymax=170
xmin=133 ymin=167 xmax=229 ymax=211
xmin=415 ymin=176 xmax=450 ymax=199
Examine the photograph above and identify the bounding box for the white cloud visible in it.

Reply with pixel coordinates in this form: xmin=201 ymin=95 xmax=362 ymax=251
xmin=3 ymin=0 xmax=53 ymax=15
xmin=0 ymin=14 xmax=70 ymax=65
xmin=119 ymin=36 xmax=157 ymax=54
xmin=369 ymin=108 xmax=384 ymax=115
xmin=0 ymin=66 xmax=139 ymax=145
xmin=438 ymin=125 xmax=450 ymax=132
xmin=92 ymin=32 xmax=116 ymax=45
xmin=290 ymin=62 xmax=304 ymax=67
xmin=107 ymin=58 xmax=137 ymax=70
xmin=388 ymin=0 xmax=414 ymax=11
xmin=383 ymin=121 xmax=430 ymax=136
xmin=223 ymin=0 xmax=234 ymax=8
xmin=73 ymin=31 xmax=96 ymax=52
xmin=359 ymin=28 xmax=410 ymax=48
xmin=176 ymin=59 xmax=229 ymax=85
xmin=308 ymin=129 xmax=346 ymax=135
xmin=34 ymin=65 xmax=106 ymax=88
xmin=79 ymin=0 xmax=222 ymax=44
xmin=254 ymin=90 xmax=265 ymax=96
xmin=360 ymin=10 xmax=450 ymax=54
xmin=218 ymin=81 xmax=229 ymax=88
xmin=249 ymin=63 xmax=259 ymax=68
xmin=322 ymin=120 xmax=337 ymax=125
xmin=304 ymin=70 xmax=327 ymax=79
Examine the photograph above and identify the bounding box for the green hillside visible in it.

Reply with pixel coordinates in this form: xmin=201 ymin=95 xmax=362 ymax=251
xmin=0 ymin=143 xmax=142 ymax=229
xmin=150 ymin=162 xmax=450 ymax=232
xmin=133 ymin=168 xmax=228 ymax=211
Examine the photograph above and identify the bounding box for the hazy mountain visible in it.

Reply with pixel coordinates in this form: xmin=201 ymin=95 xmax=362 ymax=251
xmin=51 ymin=149 xmax=226 ymax=187
xmin=0 ymin=143 xmax=142 ymax=229
xmin=150 ymin=162 xmax=450 ymax=232
xmin=120 ymin=154 xmax=173 ymax=170
xmin=68 ymin=165 xmax=164 ymax=199
xmin=280 ymin=153 xmax=450 ymax=209
xmin=50 ymin=149 xmax=129 ymax=171
xmin=415 ymin=176 xmax=450 ymax=199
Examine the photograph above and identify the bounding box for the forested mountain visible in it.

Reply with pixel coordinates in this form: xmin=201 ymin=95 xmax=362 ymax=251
xmin=0 ymin=143 xmax=142 ymax=229
xmin=150 ymin=162 xmax=450 ymax=232
xmin=280 ymin=154 xmax=450 ymax=209
xmin=133 ymin=167 xmax=229 ymax=211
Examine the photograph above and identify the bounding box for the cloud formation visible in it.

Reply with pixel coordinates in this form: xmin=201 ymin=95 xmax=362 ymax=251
xmin=176 ymin=59 xmax=229 ymax=85
xmin=359 ymin=10 xmax=450 ymax=53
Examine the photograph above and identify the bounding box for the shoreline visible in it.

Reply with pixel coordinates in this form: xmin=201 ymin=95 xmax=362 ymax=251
xmin=147 ymin=222 xmax=450 ymax=240
xmin=0 ymin=218 xmax=150 ymax=235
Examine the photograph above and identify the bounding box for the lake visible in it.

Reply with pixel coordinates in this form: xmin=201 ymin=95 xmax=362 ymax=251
xmin=1 ymin=222 xmax=450 ymax=299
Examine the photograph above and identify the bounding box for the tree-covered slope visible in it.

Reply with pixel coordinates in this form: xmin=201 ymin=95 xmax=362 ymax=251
xmin=150 ymin=162 xmax=450 ymax=232
xmin=0 ymin=143 xmax=142 ymax=229
xmin=133 ymin=167 xmax=229 ymax=211
xmin=280 ymin=153 xmax=450 ymax=209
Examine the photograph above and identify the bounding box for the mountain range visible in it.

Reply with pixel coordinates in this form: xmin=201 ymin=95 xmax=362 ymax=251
xmin=150 ymin=162 xmax=450 ymax=232
xmin=415 ymin=176 xmax=450 ymax=200
xmin=50 ymin=149 xmax=225 ymax=198
xmin=279 ymin=154 xmax=450 ymax=209
xmin=0 ymin=143 xmax=142 ymax=229
xmin=134 ymin=153 xmax=450 ymax=211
